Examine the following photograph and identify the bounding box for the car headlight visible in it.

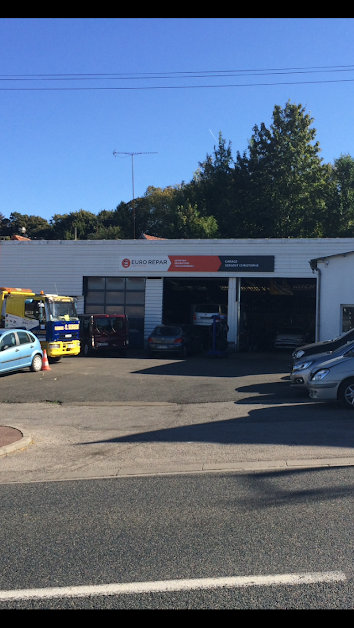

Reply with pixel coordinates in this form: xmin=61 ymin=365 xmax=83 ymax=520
xmin=49 ymin=344 xmax=61 ymax=349
xmin=293 ymin=361 xmax=313 ymax=372
xmin=293 ymin=349 xmax=305 ymax=359
xmin=310 ymin=369 xmax=330 ymax=381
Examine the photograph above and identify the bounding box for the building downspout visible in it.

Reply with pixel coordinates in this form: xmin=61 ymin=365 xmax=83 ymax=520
xmin=315 ymin=267 xmax=321 ymax=342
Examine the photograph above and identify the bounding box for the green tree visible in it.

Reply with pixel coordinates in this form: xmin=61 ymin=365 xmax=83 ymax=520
xmin=189 ymin=133 xmax=234 ymax=236
xmin=324 ymin=154 xmax=354 ymax=236
xmin=235 ymin=101 xmax=331 ymax=237
xmin=8 ymin=212 xmax=52 ymax=239
xmin=0 ymin=212 xmax=11 ymax=239
xmin=131 ymin=185 xmax=218 ymax=239
xmin=50 ymin=210 xmax=98 ymax=240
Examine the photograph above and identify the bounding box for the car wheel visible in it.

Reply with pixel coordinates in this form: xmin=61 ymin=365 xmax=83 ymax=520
xmin=30 ymin=354 xmax=43 ymax=372
xmin=338 ymin=378 xmax=354 ymax=409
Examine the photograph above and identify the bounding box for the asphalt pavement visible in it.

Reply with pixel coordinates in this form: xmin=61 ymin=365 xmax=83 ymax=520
xmin=1 ymin=468 xmax=354 ymax=608
xmin=2 ymin=351 xmax=354 ymax=608
xmin=1 ymin=351 xmax=354 ymax=482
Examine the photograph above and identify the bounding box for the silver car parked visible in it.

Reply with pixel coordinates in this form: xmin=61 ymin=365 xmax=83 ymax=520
xmin=307 ymin=345 xmax=354 ymax=409
xmin=291 ymin=341 xmax=354 ymax=388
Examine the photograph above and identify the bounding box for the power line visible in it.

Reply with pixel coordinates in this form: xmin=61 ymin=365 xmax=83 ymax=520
xmin=3 ymin=68 xmax=354 ymax=82
xmin=2 ymin=63 xmax=354 ymax=78
xmin=2 ymin=63 xmax=354 ymax=90
xmin=2 ymin=78 xmax=354 ymax=90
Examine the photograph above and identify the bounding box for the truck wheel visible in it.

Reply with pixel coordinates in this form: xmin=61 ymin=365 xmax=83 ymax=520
xmin=30 ymin=354 xmax=43 ymax=372
xmin=338 ymin=378 xmax=354 ymax=409
xmin=83 ymin=342 xmax=90 ymax=357
xmin=49 ymin=357 xmax=61 ymax=364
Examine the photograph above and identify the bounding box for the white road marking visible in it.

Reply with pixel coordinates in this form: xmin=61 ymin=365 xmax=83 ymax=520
xmin=0 ymin=571 xmax=347 ymax=601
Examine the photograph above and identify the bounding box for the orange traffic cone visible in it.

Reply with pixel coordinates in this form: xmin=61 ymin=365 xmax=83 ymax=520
xmin=41 ymin=349 xmax=51 ymax=371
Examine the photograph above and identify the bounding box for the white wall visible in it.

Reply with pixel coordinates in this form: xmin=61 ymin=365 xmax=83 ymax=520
xmin=317 ymin=252 xmax=354 ymax=340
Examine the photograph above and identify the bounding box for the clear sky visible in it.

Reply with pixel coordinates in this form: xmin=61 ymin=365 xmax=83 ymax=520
xmin=1 ymin=18 xmax=354 ymax=222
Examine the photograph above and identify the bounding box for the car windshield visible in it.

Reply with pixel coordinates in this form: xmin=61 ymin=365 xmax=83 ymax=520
xmin=333 ymin=341 xmax=354 ymax=354
xmin=153 ymin=326 xmax=181 ymax=336
xmin=94 ymin=318 xmax=124 ymax=333
xmin=328 ymin=328 xmax=354 ymax=343
xmin=195 ymin=305 xmax=220 ymax=313
xmin=278 ymin=327 xmax=304 ymax=335
xmin=47 ymin=299 xmax=78 ymax=322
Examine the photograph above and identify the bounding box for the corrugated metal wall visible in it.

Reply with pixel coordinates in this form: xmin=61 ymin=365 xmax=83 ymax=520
xmin=2 ymin=238 xmax=354 ymax=344
xmin=1 ymin=239 xmax=354 ymax=293
xmin=144 ymin=278 xmax=163 ymax=340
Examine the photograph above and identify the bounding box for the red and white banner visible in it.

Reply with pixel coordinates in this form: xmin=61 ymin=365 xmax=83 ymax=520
xmin=119 ymin=255 xmax=274 ymax=273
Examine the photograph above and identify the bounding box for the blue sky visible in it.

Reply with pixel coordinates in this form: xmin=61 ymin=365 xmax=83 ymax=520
xmin=1 ymin=18 xmax=354 ymax=223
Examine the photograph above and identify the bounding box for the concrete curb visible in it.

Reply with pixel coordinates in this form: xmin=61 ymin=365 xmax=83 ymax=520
xmin=0 ymin=428 xmax=33 ymax=458
xmin=2 ymin=456 xmax=354 ymax=484
xmin=113 ymin=456 xmax=354 ymax=477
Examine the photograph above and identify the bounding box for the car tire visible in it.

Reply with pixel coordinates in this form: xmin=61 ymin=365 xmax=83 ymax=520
xmin=30 ymin=354 xmax=43 ymax=372
xmin=338 ymin=378 xmax=354 ymax=409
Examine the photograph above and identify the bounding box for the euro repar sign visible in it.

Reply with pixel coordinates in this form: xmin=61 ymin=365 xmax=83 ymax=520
xmin=119 ymin=256 xmax=274 ymax=273
xmin=120 ymin=256 xmax=170 ymax=269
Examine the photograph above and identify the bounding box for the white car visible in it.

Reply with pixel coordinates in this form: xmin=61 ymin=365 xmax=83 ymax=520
xmin=274 ymin=327 xmax=307 ymax=350
xmin=193 ymin=304 xmax=227 ymax=327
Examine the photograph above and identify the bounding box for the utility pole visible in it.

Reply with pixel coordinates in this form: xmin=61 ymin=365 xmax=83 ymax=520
xmin=113 ymin=150 xmax=157 ymax=239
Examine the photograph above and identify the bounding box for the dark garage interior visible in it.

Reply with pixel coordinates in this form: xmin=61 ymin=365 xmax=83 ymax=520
xmin=162 ymin=276 xmax=316 ymax=351
xmin=163 ymin=278 xmax=229 ymax=325
xmin=239 ymin=277 xmax=316 ymax=351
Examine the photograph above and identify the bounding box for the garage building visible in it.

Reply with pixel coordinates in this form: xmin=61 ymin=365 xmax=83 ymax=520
xmin=1 ymin=237 xmax=353 ymax=350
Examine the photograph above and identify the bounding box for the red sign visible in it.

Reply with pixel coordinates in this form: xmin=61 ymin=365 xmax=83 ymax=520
xmin=168 ymin=256 xmax=221 ymax=272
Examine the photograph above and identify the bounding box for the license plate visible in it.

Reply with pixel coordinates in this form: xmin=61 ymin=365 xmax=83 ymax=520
xmin=97 ymin=342 xmax=108 ymax=347
xmin=156 ymin=345 xmax=168 ymax=349
xmin=66 ymin=343 xmax=75 ymax=348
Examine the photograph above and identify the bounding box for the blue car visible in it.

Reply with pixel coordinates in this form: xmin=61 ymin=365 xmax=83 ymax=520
xmin=0 ymin=329 xmax=43 ymax=375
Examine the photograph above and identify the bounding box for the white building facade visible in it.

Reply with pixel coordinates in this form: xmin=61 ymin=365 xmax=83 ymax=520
xmin=1 ymin=237 xmax=354 ymax=349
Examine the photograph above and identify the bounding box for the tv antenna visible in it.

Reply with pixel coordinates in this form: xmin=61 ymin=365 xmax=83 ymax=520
xmin=113 ymin=150 xmax=158 ymax=239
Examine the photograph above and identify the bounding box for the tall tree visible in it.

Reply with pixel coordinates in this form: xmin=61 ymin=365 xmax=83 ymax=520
xmin=324 ymin=154 xmax=354 ymax=236
xmin=235 ymin=101 xmax=331 ymax=237
xmin=189 ymin=132 xmax=234 ymax=237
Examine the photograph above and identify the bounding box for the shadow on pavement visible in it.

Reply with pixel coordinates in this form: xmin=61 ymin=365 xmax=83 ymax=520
xmin=224 ymin=466 xmax=354 ymax=510
xmin=77 ymin=401 xmax=354 ymax=449
xmin=235 ymin=380 xmax=309 ymax=403
xmin=129 ymin=353 xmax=293 ymax=379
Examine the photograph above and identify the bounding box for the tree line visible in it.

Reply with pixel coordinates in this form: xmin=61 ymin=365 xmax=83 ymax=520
xmin=1 ymin=101 xmax=354 ymax=241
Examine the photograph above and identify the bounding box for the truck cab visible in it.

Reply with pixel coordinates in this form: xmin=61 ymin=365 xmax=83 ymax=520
xmin=1 ymin=287 xmax=80 ymax=360
xmin=79 ymin=314 xmax=129 ymax=357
